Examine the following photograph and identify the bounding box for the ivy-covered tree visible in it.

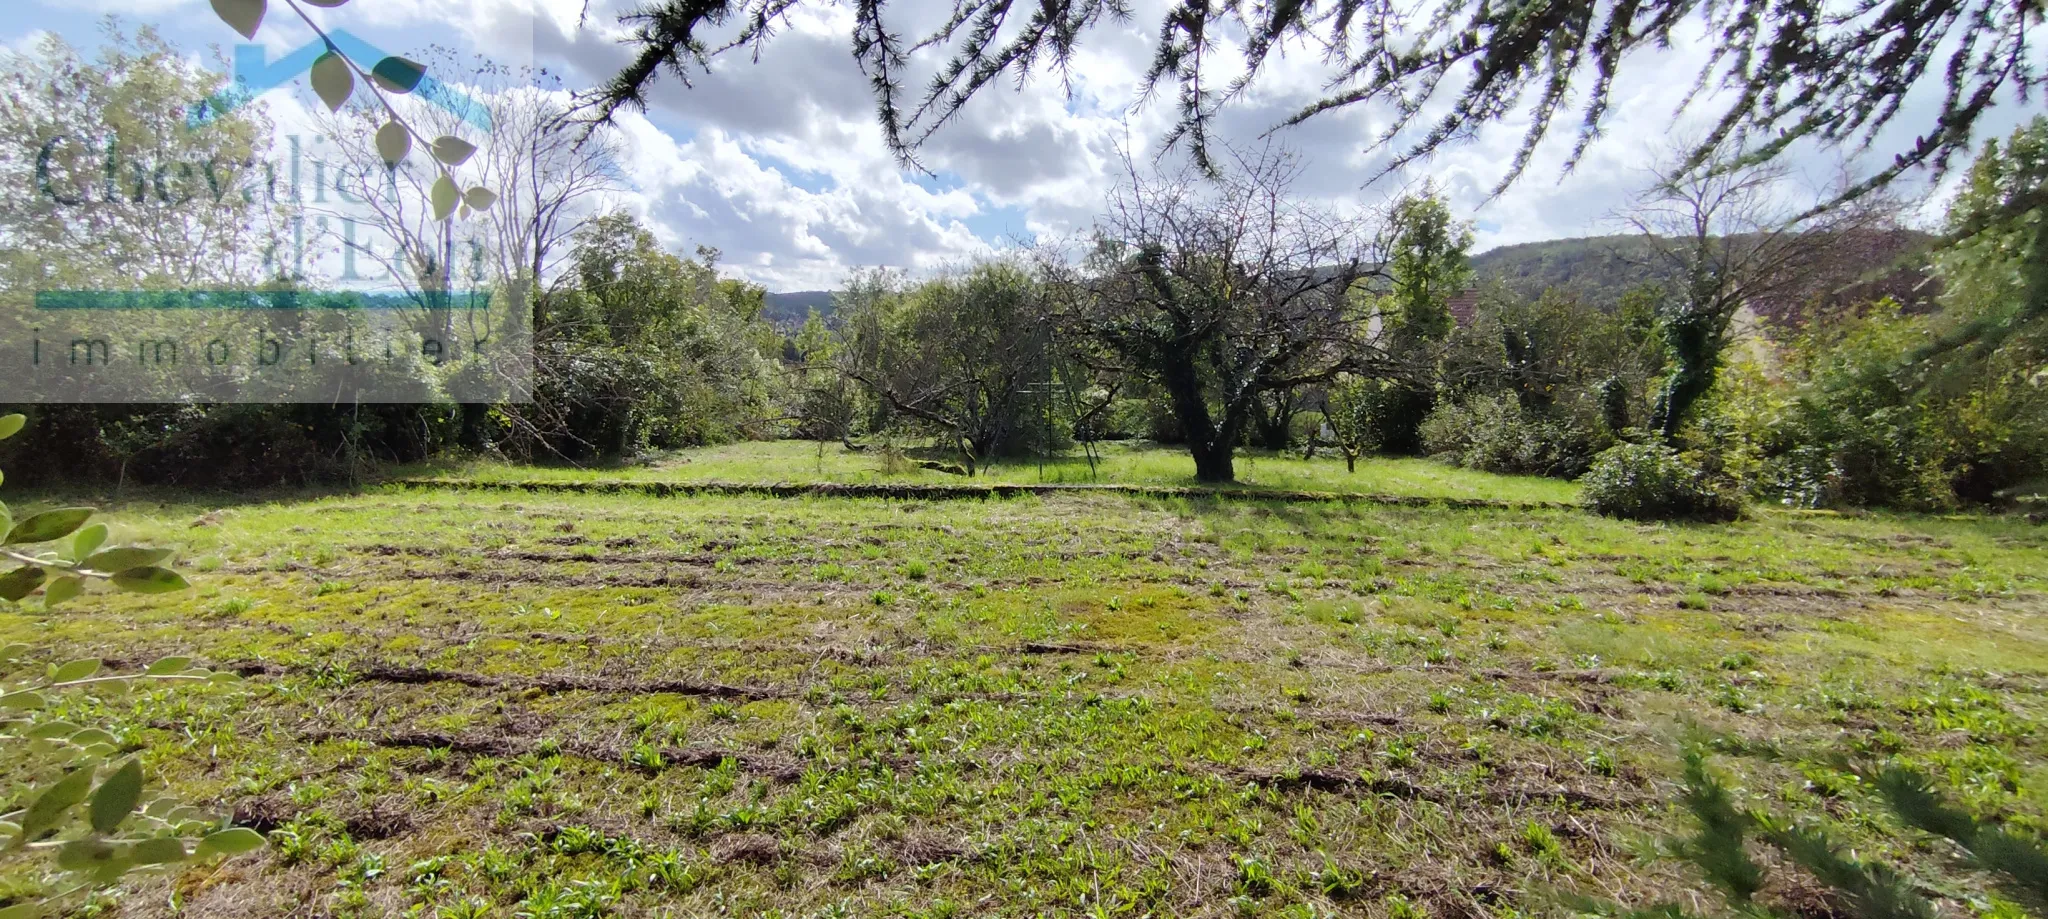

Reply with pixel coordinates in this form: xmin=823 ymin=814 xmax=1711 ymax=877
xmin=1623 ymin=153 xmax=1889 ymax=442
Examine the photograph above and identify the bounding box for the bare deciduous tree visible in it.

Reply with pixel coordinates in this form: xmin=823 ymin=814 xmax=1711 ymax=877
xmin=322 ymin=53 xmax=620 ymax=449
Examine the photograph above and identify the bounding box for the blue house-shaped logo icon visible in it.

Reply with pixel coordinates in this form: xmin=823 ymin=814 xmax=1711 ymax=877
xmin=188 ymin=31 xmax=493 ymax=133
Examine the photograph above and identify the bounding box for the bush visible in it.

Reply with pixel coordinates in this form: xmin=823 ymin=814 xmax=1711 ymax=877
xmin=0 ymin=405 xmax=452 ymax=489
xmin=1582 ymin=443 xmax=1745 ymax=522
xmin=1421 ymin=394 xmax=1604 ymax=478
xmin=1726 ymin=303 xmax=2048 ymax=509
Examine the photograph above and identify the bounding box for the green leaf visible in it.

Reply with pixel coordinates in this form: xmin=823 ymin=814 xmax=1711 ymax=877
xmin=0 ymin=414 xmax=24 ymax=441
xmin=371 ymin=56 xmax=426 ymax=93
xmin=377 ymin=121 xmax=411 ymax=167
xmin=133 ymin=836 xmax=187 ymax=865
xmin=431 ymin=175 xmax=460 ymax=221
xmin=431 ymin=136 xmax=477 ymax=168
xmin=0 ymin=566 xmax=45 ymax=602
xmin=44 ymin=576 xmax=83 ymax=609
xmin=198 ymin=827 xmax=267 ymax=856
xmin=311 ymin=50 xmax=354 ymax=112
xmin=69 ymin=728 xmax=117 ymax=748
xmin=70 ymin=524 xmax=107 ymax=562
xmin=26 ymin=721 xmax=81 ymax=739
xmin=210 ymin=0 xmax=265 ymax=40
xmin=111 ymin=567 xmax=189 ymax=594
xmin=0 ymin=642 xmax=26 ymax=661
xmin=55 ymin=838 xmax=115 ymax=871
xmin=7 ymin=508 xmax=95 ymax=545
xmin=0 ymin=897 xmax=44 ymax=918
xmin=464 ymin=187 xmax=499 ymax=211
xmin=83 ymin=547 xmax=173 ymax=573
xmin=0 ymin=690 xmax=46 ymax=710
xmin=88 ymin=760 xmax=143 ymax=834
xmin=52 ymin=658 xmax=102 ymax=682
xmin=20 ymin=766 xmax=95 ymax=841
xmin=145 ymin=656 xmax=194 ymax=675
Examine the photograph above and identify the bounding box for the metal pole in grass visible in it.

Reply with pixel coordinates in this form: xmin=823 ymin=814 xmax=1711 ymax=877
xmin=1019 ymin=381 xmax=1058 ymax=482
xmin=1041 ymin=323 xmax=1050 ymax=482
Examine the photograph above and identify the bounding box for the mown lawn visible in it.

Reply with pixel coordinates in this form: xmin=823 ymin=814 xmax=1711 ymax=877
xmin=1 ymin=455 xmax=2044 ymax=918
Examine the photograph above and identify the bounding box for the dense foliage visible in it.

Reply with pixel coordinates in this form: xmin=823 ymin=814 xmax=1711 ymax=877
xmin=836 ymin=262 xmax=1062 ymax=471
xmin=1422 ymin=286 xmax=1661 ymax=478
xmin=512 ymin=215 xmax=781 ymax=461
xmin=1707 ymin=119 xmax=2048 ymax=509
xmin=1581 ymin=442 xmax=1745 ymax=522
xmin=1345 ymin=189 xmax=1474 ymax=457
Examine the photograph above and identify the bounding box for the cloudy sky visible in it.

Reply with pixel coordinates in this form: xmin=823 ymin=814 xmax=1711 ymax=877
xmin=8 ymin=0 xmax=2028 ymax=291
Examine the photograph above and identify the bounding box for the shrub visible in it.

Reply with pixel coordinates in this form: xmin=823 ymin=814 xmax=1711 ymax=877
xmin=1581 ymin=443 xmax=1744 ymax=522
xmin=1756 ymin=304 xmax=2048 ymax=508
xmin=1421 ymin=395 xmax=1604 ymax=479
xmin=0 ymin=405 xmax=452 ymax=489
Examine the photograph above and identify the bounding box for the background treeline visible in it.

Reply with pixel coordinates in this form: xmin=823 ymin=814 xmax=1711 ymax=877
xmin=1 ymin=28 xmax=2042 ymax=512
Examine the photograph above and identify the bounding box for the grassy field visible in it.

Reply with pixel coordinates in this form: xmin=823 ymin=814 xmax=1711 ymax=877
xmin=3 ymin=443 xmax=2046 ymax=918
xmin=399 ymin=441 xmax=1583 ymax=505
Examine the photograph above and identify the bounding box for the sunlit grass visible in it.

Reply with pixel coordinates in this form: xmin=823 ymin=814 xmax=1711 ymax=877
xmin=399 ymin=439 xmax=1584 ymax=503
xmin=1 ymin=476 xmax=2041 ymax=917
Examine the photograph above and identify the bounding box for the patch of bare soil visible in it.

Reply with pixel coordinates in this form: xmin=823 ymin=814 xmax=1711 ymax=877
xmin=298 ymin=728 xmax=809 ymax=782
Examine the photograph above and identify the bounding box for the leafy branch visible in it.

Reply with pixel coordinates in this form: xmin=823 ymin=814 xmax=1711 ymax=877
xmin=0 ymin=415 xmax=256 ymax=918
xmin=1572 ymin=748 xmax=2048 ymax=919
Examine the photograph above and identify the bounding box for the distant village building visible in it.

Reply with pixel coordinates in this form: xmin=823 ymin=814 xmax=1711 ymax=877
xmin=1447 ymin=289 xmax=1482 ymax=328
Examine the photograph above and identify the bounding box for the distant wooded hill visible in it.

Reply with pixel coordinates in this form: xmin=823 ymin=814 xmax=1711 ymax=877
xmin=762 ymin=290 xmax=837 ymax=326
xmin=1468 ymin=235 xmax=1667 ymax=305
xmin=764 ymin=231 xmax=1937 ymax=327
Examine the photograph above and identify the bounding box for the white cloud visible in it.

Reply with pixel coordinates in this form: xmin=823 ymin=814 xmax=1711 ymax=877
xmin=15 ymin=0 xmax=2035 ymax=289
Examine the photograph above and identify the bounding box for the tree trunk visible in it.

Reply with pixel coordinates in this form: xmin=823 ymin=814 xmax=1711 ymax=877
xmin=1253 ymin=391 xmax=1296 ymax=451
xmin=1649 ymin=345 xmax=1720 ymax=443
xmin=1159 ymin=347 xmax=1236 ymax=484
xmin=458 ymin=403 xmax=489 ymax=453
xmin=1192 ymin=444 xmax=1235 ymax=483
xmin=1650 ymin=304 xmax=1730 ymax=442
